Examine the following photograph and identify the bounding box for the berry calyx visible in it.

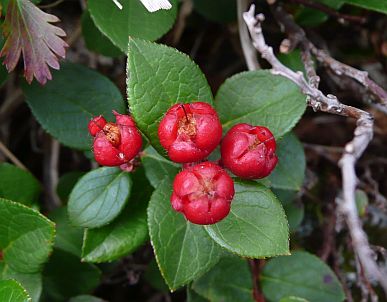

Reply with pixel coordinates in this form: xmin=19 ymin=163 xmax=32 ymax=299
xmin=88 ymin=115 xmax=107 ymax=136
xmin=158 ymin=102 xmax=222 ymax=163
xmin=221 ymin=123 xmax=278 ymax=179
xmin=171 ymin=161 xmax=235 ymax=225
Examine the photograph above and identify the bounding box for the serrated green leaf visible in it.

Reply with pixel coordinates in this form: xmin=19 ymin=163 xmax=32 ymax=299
xmin=68 ymin=167 xmax=132 ymax=228
xmin=88 ymin=0 xmax=178 ymax=51
xmin=205 ymin=181 xmax=289 ymax=258
xmin=192 ymin=256 xmax=253 ymax=302
xmin=23 ymin=62 xmax=125 ymax=150
xmin=0 ymin=198 xmax=55 ymax=273
xmin=215 ymin=70 xmax=306 ymax=137
xmin=148 ymin=178 xmax=222 ymax=291
xmin=48 ymin=207 xmax=83 ymax=257
xmin=56 ymin=171 xmax=85 ymax=202
xmin=193 ymin=0 xmax=236 ymax=23
xmin=344 ymin=0 xmax=387 ymax=14
xmin=127 ymin=38 xmax=213 ymax=155
xmin=0 ymin=163 xmax=40 ymax=206
xmin=0 ymin=279 xmax=31 ymax=302
xmin=268 ymin=132 xmax=305 ymax=190
xmin=262 ymin=251 xmax=345 ymax=302
xmin=142 ymin=146 xmax=180 ymax=188
xmin=42 ymin=250 xmax=101 ymax=302
xmin=81 ymin=10 xmax=122 ymax=57
xmin=82 ymin=168 xmax=152 ymax=263
xmin=69 ymin=295 xmax=105 ymax=302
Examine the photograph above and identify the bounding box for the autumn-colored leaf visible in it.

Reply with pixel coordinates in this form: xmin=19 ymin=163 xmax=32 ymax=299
xmin=0 ymin=0 xmax=68 ymax=84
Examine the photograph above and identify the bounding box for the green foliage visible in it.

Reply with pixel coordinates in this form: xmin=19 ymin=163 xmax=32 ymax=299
xmin=0 ymin=279 xmax=31 ymax=302
xmin=215 ymin=70 xmax=306 ymax=137
xmin=56 ymin=172 xmax=85 ymax=202
xmin=68 ymin=167 xmax=132 ymax=228
xmin=0 ymin=163 xmax=40 ymax=206
xmin=148 ymin=178 xmax=222 ymax=290
xmin=205 ymin=181 xmax=289 ymax=258
xmin=127 ymin=37 xmax=213 ymax=155
xmin=192 ymin=256 xmax=253 ymax=302
xmin=261 ymin=251 xmax=345 ymax=302
xmin=344 ymin=0 xmax=387 ymax=14
xmin=23 ymin=62 xmax=125 ymax=150
xmin=68 ymin=296 xmax=105 ymax=302
xmin=88 ymin=0 xmax=178 ymax=51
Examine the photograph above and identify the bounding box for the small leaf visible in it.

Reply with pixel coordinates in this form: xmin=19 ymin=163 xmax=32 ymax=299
xmin=142 ymin=146 xmax=180 ymax=188
xmin=205 ymin=181 xmax=289 ymax=258
xmin=22 ymin=62 xmax=125 ymax=150
xmin=0 ymin=0 xmax=68 ymax=84
xmin=0 ymin=269 xmax=41 ymax=302
xmin=192 ymin=256 xmax=253 ymax=302
xmin=355 ymin=189 xmax=368 ymax=217
xmin=344 ymin=0 xmax=387 ymax=14
xmin=187 ymin=287 xmax=209 ymax=302
xmin=68 ymin=167 xmax=132 ymax=228
xmin=268 ymin=132 xmax=306 ymax=190
xmin=88 ymin=0 xmax=177 ymax=51
xmin=42 ymin=250 xmax=101 ymax=301
xmin=127 ymin=37 xmax=213 ymax=155
xmin=262 ymin=251 xmax=345 ymax=302
xmin=215 ymin=70 xmax=306 ymax=137
xmin=82 ymin=168 xmax=152 ymax=263
xmin=0 ymin=279 xmax=31 ymax=302
xmin=148 ymin=178 xmax=222 ymax=290
xmin=0 ymin=163 xmax=40 ymax=206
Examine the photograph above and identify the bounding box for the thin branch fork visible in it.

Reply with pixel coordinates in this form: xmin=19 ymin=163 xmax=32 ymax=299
xmin=243 ymin=4 xmax=387 ymax=296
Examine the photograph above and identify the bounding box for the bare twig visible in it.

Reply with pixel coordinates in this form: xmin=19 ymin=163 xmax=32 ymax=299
xmin=0 ymin=140 xmax=28 ymax=171
xmin=249 ymin=259 xmax=266 ymax=302
xmin=237 ymin=0 xmax=260 ymax=70
xmin=243 ymin=5 xmax=387 ymax=296
xmin=43 ymin=137 xmax=61 ymax=210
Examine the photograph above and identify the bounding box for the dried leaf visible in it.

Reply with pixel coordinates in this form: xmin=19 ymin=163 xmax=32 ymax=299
xmin=0 ymin=0 xmax=68 ymax=84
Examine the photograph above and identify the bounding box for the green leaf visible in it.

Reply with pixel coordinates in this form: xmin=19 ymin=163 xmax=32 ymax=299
xmin=48 ymin=207 xmax=83 ymax=257
xmin=215 ymin=70 xmax=306 ymax=137
xmin=262 ymin=251 xmax=345 ymax=302
xmin=144 ymin=259 xmax=169 ymax=292
xmin=268 ymin=132 xmax=305 ymax=190
xmin=56 ymin=171 xmax=85 ymax=202
xmin=272 ymin=189 xmax=304 ymax=232
xmin=68 ymin=167 xmax=132 ymax=228
xmin=205 ymin=181 xmax=289 ymax=258
xmin=142 ymin=146 xmax=180 ymax=188
xmin=280 ymin=297 xmax=310 ymax=302
xmin=193 ymin=0 xmax=236 ymax=23
xmin=0 ymin=163 xmax=40 ymax=206
xmin=88 ymin=0 xmax=178 ymax=51
xmin=192 ymin=256 xmax=253 ymax=302
xmin=82 ymin=168 xmax=152 ymax=262
xmin=42 ymin=250 xmax=101 ymax=302
xmin=0 ymin=269 xmax=41 ymax=302
xmin=0 ymin=198 xmax=55 ymax=273
xmin=148 ymin=178 xmax=222 ymax=291
xmin=187 ymin=287 xmax=209 ymax=302
xmin=355 ymin=189 xmax=368 ymax=217
xmin=23 ymin=62 xmax=125 ymax=150
xmin=69 ymin=296 xmax=105 ymax=302
xmin=127 ymin=38 xmax=213 ymax=155
xmin=81 ymin=10 xmax=122 ymax=57
xmin=278 ymin=50 xmax=305 ymax=73
xmin=0 ymin=279 xmax=31 ymax=302
xmin=344 ymin=0 xmax=387 ymax=14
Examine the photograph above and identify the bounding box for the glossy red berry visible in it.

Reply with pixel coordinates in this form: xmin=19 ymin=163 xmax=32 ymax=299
xmin=91 ymin=112 xmax=142 ymax=167
xmin=221 ymin=123 xmax=278 ymax=179
xmin=88 ymin=115 xmax=107 ymax=136
xmin=171 ymin=161 xmax=235 ymax=225
xmin=158 ymin=102 xmax=222 ymax=163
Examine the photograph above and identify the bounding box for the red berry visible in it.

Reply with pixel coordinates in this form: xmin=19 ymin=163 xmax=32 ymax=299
xmin=171 ymin=161 xmax=235 ymax=225
xmin=221 ymin=124 xmax=278 ymax=179
xmin=158 ymin=102 xmax=222 ymax=163
xmin=88 ymin=115 xmax=107 ymax=136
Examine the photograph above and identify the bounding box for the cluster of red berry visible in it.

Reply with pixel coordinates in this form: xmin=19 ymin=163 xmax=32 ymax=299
xmin=88 ymin=102 xmax=278 ymax=225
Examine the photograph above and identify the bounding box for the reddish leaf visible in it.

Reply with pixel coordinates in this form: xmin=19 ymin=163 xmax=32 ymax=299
xmin=0 ymin=0 xmax=68 ymax=84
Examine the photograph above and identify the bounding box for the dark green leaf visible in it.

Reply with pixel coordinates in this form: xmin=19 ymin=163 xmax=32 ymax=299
xmin=144 ymin=259 xmax=169 ymax=292
xmin=205 ymin=181 xmax=289 ymax=258
xmin=23 ymin=62 xmax=125 ymax=150
xmin=43 ymin=250 xmax=101 ymax=302
xmin=344 ymin=0 xmax=387 ymax=14
xmin=148 ymin=178 xmax=222 ymax=290
xmin=127 ymin=38 xmax=213 ymax=155
xmin=0 ymin=269 xmax=41 ymax=302
xmin=215 ymin=70 xmax=306 ymax=137
xmin=262 ymin=251 xmax=345 ymax=302
xmin=88 ymin=0 xmax=178 ymax=51
xmin=280 ymin=297 xmax=310 ymax=302
xmin=268 ymin=133 xmax=306 ymax=190
xmin=56 ymin=171 xmax=85 ymax=202
xmin=0 ymin=279 xmax=31 ymax=302
xmin=0 ymin=163 xmax=40 ymax=206
xmin=68 ymin=167 xmax=132 ymax=228
xmin=187 ymin=287 xmax=209 ymax=302
xmin=81 ymin=10 xmax=122 ymax=57
xmin=69 ymin=295 xmax=105 ymax=302
xmin=192 ymin=257 xmax=253 ymax=302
